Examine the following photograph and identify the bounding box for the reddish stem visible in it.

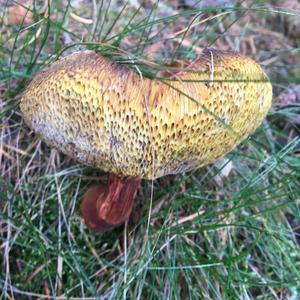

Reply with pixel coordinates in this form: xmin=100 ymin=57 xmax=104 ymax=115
xmin=81 ymin=173 xmax=141 ymax=232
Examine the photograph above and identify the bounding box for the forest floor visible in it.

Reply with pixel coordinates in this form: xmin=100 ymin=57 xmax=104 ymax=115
xmin=0 ymin=0 xmax=299 ymax=299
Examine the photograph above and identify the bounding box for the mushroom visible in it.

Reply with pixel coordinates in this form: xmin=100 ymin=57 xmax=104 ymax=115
xmin=20 ymin=49 xmax=272 ymax=232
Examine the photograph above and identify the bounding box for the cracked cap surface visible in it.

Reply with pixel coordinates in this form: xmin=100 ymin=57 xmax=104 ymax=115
xmin=21 ymin=49 xmax=272 ymax=179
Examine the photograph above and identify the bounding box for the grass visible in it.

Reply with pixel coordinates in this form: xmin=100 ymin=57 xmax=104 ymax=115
xmin=0 ymin=0 xmax=300 ymax=299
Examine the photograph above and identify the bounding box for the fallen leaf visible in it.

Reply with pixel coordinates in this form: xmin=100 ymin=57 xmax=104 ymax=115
xmin=6 ymin=4 xmax=34 ymax=26
xmin=277 ymin=85 xmax=300 ymax=106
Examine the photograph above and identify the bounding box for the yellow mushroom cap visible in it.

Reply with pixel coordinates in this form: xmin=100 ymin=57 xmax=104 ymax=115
xmin=21 ymin=49 xmax=272 ymax=179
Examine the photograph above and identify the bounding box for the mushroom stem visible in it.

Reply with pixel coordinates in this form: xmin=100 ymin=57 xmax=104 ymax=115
xmin=81 ymin=173 xmax=141 ymax=232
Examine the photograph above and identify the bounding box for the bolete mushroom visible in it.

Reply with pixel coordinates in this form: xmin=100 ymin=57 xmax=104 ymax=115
xmin=21 ymin=49 xmax=272 ymax=232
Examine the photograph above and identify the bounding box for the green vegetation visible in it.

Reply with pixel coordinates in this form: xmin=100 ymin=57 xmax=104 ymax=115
xmin=0 ymin=0 xmax=299 ymax=299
